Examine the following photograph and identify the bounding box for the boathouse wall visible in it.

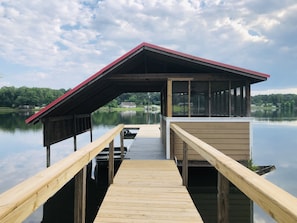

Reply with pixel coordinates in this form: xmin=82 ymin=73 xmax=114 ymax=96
xmin=162 ymin=117 xmax=251 ymax=162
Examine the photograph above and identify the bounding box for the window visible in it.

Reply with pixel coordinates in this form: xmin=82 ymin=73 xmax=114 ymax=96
xmin=171 ymin=80 xmax=248 ymax=117
xmin=191 ymin=82 xmax=209 ymax=116
xmin=172 ymin=81 xmax=188 ymax=116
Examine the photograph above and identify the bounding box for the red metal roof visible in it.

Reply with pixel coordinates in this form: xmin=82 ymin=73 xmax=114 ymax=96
xmin=26 ymin=42 xmax=269 ymax=124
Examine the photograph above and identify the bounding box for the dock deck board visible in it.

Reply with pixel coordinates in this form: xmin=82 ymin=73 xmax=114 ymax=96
xmin=125 ymin=124 xmax=165 ymax=160
xmin=94 ymin=160 xmax=203 ymax=222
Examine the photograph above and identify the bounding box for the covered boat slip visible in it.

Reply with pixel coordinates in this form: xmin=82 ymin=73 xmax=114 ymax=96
xmin=24 ymin=41 xmax=269 ymax=171
xmin=19 ymin=42 xmax=283 ymax=222
xmin=94 ymin=160 xmax=203 ymax=223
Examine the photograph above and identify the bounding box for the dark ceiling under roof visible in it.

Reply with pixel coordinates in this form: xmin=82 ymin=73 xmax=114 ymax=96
xmin=26 ymin=42 xmax=269 ymax=124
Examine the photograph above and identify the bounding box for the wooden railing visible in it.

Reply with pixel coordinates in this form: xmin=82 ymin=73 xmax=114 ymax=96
xmin=170 ymin=123 xmax=297 ymax=223
xmin=0 ymin=124 xmax=124 ymax=223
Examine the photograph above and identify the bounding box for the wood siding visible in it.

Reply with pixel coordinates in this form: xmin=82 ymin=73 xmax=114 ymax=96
xmin=171 ymin=122 xmax=250 ymax=161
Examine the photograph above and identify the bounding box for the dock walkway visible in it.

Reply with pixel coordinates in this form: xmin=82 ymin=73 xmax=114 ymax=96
xmin=125 ymin=124 xmax=165 ymax=160
xmin=94 ymin=160 xmax=203 ymax=222
xmin=94 ymin=125 xmax=203 ymax=222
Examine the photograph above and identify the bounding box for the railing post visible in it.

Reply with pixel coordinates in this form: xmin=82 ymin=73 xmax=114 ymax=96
xmin=120 ymin=130 xmax=124 ymax=161
xmin=218 ymin=173 xmax=229 ymax=223
xmin=74 ymin=166 xmax=87 ymax=223
xmin=108 ymin=140 xmax=114 ymax=185
xmin=182 ymin=142 xmax=188 ymax=187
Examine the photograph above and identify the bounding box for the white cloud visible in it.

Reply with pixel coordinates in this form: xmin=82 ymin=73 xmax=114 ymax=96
xmin=0 ymin=0 xmax=296 ymax=89
xmin=252 ymin=88 xmax=297 ymax=96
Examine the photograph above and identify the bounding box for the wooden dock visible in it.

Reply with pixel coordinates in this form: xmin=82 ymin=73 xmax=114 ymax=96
xmin=125 ymin=124 xmax=165 ymax=160
xmin=94 ymin=160 xmax=203 ymax=222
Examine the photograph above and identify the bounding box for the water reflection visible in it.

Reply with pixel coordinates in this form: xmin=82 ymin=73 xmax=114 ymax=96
xmin=1 ymin=110 xmax=297 ymax=223
xmin=0 ymin=112 xmax=41 ymax=132
xmin=252 ymin=109 xmax=297 ymax=121
xmin=252 ymin=120 xmax=297 ymax=223
xmin=186 ymin=167 xmax=252 ymax=223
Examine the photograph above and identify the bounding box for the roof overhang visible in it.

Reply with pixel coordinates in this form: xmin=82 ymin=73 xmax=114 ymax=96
xmin=26 ymin=42 xmax=269 ymax=124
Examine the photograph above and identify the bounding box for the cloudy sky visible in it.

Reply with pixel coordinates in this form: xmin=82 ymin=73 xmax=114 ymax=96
xmin=0 ymin=0 xmax=297 ymax=94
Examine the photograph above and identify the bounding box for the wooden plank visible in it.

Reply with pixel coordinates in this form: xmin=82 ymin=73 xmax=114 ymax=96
xmin=125 ymin=125 xmax=165 ymax=160
xmin=114 ymin=160 xmax=182 ymax=187
xmin=95 ymin=160 xmax=203 ymax=222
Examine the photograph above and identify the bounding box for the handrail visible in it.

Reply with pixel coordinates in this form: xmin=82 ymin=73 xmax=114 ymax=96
xmin=170 ymin=123 xmax=297 ymax=223
xmin=0 ymin=124 xmax=124 ymax=223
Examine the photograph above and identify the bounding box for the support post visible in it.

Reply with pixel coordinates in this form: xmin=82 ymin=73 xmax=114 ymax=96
xmin=170 ymin=130 xmax=175 ymax=160
xmin=167 ymin=79 xmax=172 ymax=117
xmin=240 ymin=86 xmax=244 ymax=116
xmin=188 ymin=80 xmax=191 ymax=117
xmin=218 ymin=173 xmax=229 ymax=223
xmin=74 ymin=135 xmax=77 ymax=151
xmin=208 ymin=81 xmax=211 ymax=117
xmin=120 ymin=130 xmax=124 ymax=160
xmin=46 ymin=145 xmax=51 ymax=167
xmin=228 ymin=81 xmax=232 ymax=117
xmin=74 ymin=166 xmax=86 ymax=223
xmin=90 ymin=118 xmax=93 ymax=143
xmin=182 ymin=142 xmax=188 ymax=187
xmin=108 ymin=140 xmax=114 ymax=185
xmin=245 ymin=82 xmax=251 ymax=117
xmin=73 ymin=115 xmax=77 ymax=151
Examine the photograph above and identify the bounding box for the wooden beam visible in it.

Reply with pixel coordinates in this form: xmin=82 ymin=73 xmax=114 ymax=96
xmin=108 ymin=73 xmax=247 ymax=81
xmin=208 ymin=82 xmax=211 ymax=117
xmin=170 ymin=123 xmax=297 ymax=222
xmin=188 ymin=80 xmax=191 ymax=117
xmin=240 ymin=86 xmax=244 ymax=116
xmin=170 ymin=129 xmax=175 ymax=159
xmin=108 ymin=140 xmax=114 ymax=185
xmin=90 ymin=117 xmax=93 ymax=142
xmin=120 ymin=130 xmax=124 ymax=161
xmin=167 ymin=79 xmax=172 ymax=117
xmin=46 ymin=145 xmax=50 ymax=167
xmin=74 ymin=115 xmax=77 ymax=151
xmin=218 ymin=173 xmax=229 ymax=223
xmin=228 ymin=81 xmax=232 ymax=116
xmin=74 ymin=166 xmax=87 ymax=223
xmin=182 ymin=142 xmax=188 ymax=187
xmin=245 ymin=82 xmax=251 ymax=116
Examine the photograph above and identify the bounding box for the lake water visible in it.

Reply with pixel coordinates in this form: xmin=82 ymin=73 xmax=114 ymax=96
xmin=0 ymin=111 xmax=296 ymax=222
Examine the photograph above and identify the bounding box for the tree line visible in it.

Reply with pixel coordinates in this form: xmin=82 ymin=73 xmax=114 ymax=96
xmin=107 ymin=92 xmax=160 ymax=108
xmin=0 ymin=86 xmax=161 ymax=108
xmin=251 ymin=94 xmax=297 ymax=111
xmin=1 ymin=86 xmax=296 ymax=111
xmin=0 ymin=86 xmax=68 ymax=108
